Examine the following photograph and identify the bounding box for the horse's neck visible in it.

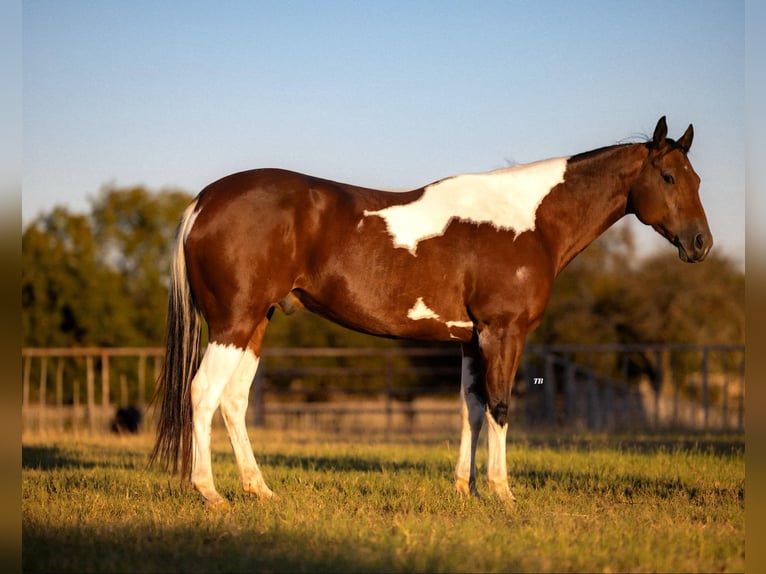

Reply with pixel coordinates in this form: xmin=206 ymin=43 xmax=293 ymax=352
xmin=539 ymin=144 xmax=647 ymax=276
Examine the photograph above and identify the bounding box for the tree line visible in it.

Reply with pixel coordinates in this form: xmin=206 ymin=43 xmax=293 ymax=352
xmin=22 ymin=185 xmax=745 ymax=351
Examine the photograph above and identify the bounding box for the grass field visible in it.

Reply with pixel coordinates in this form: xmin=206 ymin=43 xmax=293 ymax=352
xmin=22 ymin=429 xmax=744 ymax=573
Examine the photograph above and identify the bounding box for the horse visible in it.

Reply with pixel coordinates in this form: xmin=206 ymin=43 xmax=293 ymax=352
xmin=149 ymin=116 xmax=712 ymax=507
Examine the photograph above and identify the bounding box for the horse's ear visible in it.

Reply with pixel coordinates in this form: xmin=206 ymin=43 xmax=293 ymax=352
xmin=677 ymin=123 xmax=694 ymax=153
xmin=652 ymin=116 xmax=668 ymax=147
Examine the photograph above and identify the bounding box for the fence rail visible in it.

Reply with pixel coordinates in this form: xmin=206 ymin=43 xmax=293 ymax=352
xmin=21 ymin=344 xmax=745 ymax=436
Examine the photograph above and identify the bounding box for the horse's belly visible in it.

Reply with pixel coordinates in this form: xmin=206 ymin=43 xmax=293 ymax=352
xmin=292 ymin=283 xmax=473 ymax=343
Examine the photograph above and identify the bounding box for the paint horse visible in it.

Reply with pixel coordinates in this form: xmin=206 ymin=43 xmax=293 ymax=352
xmin=150 ymin=117 xmax=711 ymax=507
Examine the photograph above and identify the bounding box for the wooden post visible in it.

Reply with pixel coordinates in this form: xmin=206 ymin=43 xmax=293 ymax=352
xmin=252 ymin=361 xmax=265 ymax=428
xmin=653 ymin=350 xmax=663 ymax=430
xmin=101 ymin=352 xmax=110 ymax=410
xmin=671 ymin=352 xmax=680 ymax=427
xmin=720 ymin=351 xmax=729 ymax=431
xmin=120 ymin=374 xmax=128 ymax=407
xmin=701 ymin=348 xmax=709 ymax=430
xmin=738 ymin=354 xmax=745 ymax=431
xmin=73 ymin=379 xmax=80 ymax=436
xmin=86 ymin=356 xmax=95 ymax=435
xmin=39 ymin=357 xmax=48 ymax=432
xmin=23 ymin=356 xmax=31 ymax=408
xmin=563 ymin=354 xmax=576 ymax=421
xmin=138 ymin=355 xmax=146 ymax=407
xmin=544 ymin=354 xmax=555 ymax=424
xmin=153 ymin=355 xmax=161 ymax=388
xmin=56 ymin=358 xmax=64 ymax=432
xmin=619 ymin=352 xmax=628 ymax=426
xmin=586 ymin=369 xmax=597 ymax=430
xmin=385 ymin=355 xmax=393 ymax=438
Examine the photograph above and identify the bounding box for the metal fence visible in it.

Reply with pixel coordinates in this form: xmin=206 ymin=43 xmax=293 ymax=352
xmin=21 ymin=343 xmax=744 ymax=436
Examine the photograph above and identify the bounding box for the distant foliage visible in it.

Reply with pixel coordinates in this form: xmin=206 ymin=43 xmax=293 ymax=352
xmin=22 ymin=186 xmax=192 ymax=347
xmin=533 ymin=225 xmax=744 ymax=346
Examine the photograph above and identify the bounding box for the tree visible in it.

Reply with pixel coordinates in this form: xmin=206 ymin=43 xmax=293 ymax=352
xmin=532 ymin=224 xmax=745 ymax=347
xmin=22 ymin=187 xmax=193 ymax=347
xmin=532 ymin=224 xmax=640 ymax=346
xmin=90 ymin=186 xmax=192 ymax=344
xmin=627 ymin=250 xmax=745 ymax=344
xmin=22 ymin=207 xmax=134 ymax=346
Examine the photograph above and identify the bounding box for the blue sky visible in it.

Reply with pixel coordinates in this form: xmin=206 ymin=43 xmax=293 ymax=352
xmin=22 ymin=1 xmax=745 ymax=264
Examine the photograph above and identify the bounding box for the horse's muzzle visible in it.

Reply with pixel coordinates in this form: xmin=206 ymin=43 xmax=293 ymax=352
xmin=677 ymin=229 xmax=713 ymax=263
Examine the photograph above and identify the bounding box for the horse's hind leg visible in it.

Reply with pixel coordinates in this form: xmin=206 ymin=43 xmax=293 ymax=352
xmin=219 ymin=317 xmax=275 ymax=500
xmin=455 ymin=338 xmax=484 ymax=497
xmin=190 ymin=341 xmax=251 ymax=507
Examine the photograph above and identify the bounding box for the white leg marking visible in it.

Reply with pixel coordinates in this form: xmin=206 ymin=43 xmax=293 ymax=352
xmin=190 ymin=342 xmax=247 ymax=506
xmin=364 ymin=157 xmax=569 ymax=253
xmin=219 ymin=351 xmax=275 ymax=499
xmin=455 ymin=354 xmax=484 ymax=497
xmin=486 ymin=411 xmax=516 ymax=502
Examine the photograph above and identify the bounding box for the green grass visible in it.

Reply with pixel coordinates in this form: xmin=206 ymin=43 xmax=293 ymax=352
xmin=22 ymin=430 xmax=744 ymax=573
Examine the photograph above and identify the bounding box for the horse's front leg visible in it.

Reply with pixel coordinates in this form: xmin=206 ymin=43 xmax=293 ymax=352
xmin=478 ymin=325 xmax=524 ymax=503
xmin=455 ymin=339 xmax=484 ymax=497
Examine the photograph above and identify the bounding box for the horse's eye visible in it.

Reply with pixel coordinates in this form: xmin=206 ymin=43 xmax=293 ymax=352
xmin=662 ymin=173 xmax=675 ymax=185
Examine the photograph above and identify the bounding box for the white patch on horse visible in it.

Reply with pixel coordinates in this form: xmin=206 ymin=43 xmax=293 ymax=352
xmin=515 ymin=266 xmax=530 ymax=282
xmin=363 ymin=157 xmax=569 ymax=254
xmin=407 ymin=297 xmax=440 ymax=321
xmin=446 ymin=320 xmax=473 ymax=329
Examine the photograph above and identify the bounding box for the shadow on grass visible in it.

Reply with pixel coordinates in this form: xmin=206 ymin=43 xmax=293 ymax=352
xmin=511 ymin=433 xmax=744 ymax=456
xmin=513 ymin=467 xmax=744 ymax=504
xmin=22 ymin=521 xmax=455 ymax=574
xmin=22 ymin=445 xmax=94 ymax=471
xmin=22 ymin=444 xmax=147 ymax=471
xmin=258 ymin=451 xmax=441 ymax=474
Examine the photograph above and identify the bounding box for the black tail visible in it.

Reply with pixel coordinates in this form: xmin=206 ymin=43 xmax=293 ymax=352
xmin=149 ymin=198 xmax=202 ymax=478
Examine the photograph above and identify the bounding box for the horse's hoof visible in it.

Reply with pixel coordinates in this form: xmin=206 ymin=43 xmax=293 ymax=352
xmin=488 ymin=481 xmax=517 ymax=504
xmin=245 ymin=485 xmax=278 ymax=501
xmin=455 ymin=479 xmax=481 ymax=499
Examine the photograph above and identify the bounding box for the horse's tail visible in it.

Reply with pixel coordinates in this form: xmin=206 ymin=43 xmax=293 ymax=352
xmin=149 ymin=198 xmax=202 ymax=478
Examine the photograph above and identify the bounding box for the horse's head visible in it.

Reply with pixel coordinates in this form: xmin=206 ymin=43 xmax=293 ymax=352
xmin=628 ymin=116 xmax=712 ymax=262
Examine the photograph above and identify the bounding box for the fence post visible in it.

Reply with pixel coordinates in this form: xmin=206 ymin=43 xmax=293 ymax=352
xmin=701 ymin=348 xmax=709 ymax=430
xmin=586 ymin=369 xmax=597 ymax=430
xmin=153 ymin=355 xmax=161 ymax=391
xmin=86 ymin=356 xmax=95 ymax=435
xmin=23 ymin=356 xmax=30 ymax=405
xmin=56 ymin=358 xmax=64 ymax=433
xmin=101 ymin=352 xmax=110 ymax=411
xmin=138 ymin=354 xmax=146 ymax=408
xmin=564 ymin=355 xmax=576 ymax=422
xmin=670 ymin=352 xmax=680 ymax=428
xmin=252 ymin=361 xmax=265 ymax=428
xmin=385 ymin=353 xmax=393 ymax=438
xmin=653 ymin=350 xmax=663 ymax=429
xmin=721 ymin=351 xmax=729 ymax=430
xmin=544 ymin=354 xmax=555 ymax=424
xmin=73 ymin=379 xmax=80 ymax=437
xmin=738 ymin=354 xmax=745 ymax=431
xmin=120 ymin=374 xmax=128 ymax=407
xmin=38 ymin=357 xmax=48 ymax=432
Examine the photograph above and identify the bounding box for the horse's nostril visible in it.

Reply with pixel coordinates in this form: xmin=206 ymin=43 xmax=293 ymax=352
xmin=695 ymin=233 xmax=705 ymax=250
